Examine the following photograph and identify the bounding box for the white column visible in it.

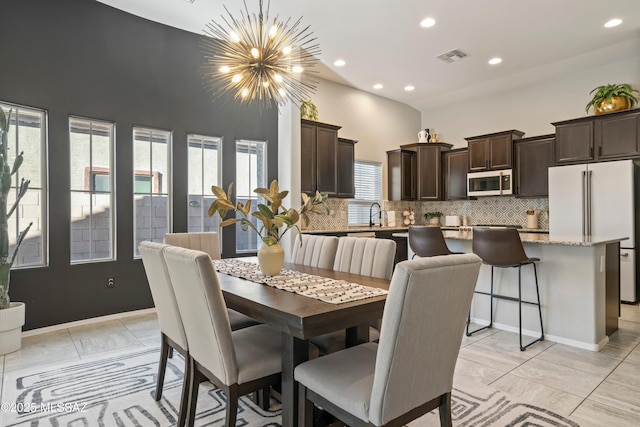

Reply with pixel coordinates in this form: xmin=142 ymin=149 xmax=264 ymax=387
xmin=278 ymin=100 xmax=301 ymax=262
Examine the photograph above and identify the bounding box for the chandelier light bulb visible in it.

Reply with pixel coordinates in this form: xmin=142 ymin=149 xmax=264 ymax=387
xmin=201 ymin=0 xmax=320 ymax=107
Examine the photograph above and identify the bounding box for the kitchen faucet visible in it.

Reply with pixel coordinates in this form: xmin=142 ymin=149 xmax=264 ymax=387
xmin=369 ymin=202 xmax=382 ymax=227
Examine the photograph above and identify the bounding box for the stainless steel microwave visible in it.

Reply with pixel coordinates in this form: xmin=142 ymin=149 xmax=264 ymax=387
xmin=467 ymin=169 xmax=513 ymax=196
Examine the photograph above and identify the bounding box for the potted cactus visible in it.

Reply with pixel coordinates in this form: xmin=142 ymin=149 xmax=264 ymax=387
xmin=0 ymin=108 xmax=32 ymax=355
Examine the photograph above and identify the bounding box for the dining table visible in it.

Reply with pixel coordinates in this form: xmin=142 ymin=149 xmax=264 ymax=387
xmin=215 ymin=259 xmax=391 ymax=427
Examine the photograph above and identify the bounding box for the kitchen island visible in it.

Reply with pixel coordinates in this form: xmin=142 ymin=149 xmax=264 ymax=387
xmin=394 ymin=230 xmax=626 ymax=351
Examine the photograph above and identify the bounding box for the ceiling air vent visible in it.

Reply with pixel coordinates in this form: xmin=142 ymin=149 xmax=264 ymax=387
xmin=436 ymin=49 xmax=469 ymax=63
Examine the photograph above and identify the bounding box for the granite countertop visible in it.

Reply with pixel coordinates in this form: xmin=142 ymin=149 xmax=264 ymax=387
xmin=392 ymin=229 xmax=629 ymax=247
xmin=303 ymin=226 xmax=409 ymax=234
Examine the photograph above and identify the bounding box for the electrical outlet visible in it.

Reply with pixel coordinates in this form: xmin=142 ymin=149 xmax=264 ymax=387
xmin=107 ymin=277 xmax=115 ymax=288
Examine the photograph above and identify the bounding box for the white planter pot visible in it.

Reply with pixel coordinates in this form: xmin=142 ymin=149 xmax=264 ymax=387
xmin=0 ymin=302 xmax=25 ymax=355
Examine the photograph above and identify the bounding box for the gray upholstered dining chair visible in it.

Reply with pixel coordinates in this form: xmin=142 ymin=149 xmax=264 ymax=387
xmin=139 ymin=241 xmax=190 ymax=427
xmin=295 ymin=254 xmax=482 ymax=427
xmin=164 ymin=232 xmax=259 ymax=331
xmin=309 ymin=237 xmax=396 ymax=355
xmin=290 ymin=234 xmax=339 ymax=269
xmin=162 ymin=246 xmax=284 ymax=427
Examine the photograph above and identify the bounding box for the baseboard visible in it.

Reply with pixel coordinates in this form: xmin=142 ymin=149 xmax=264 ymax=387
xmin=22 ymin=308 xmax=157 ymax=338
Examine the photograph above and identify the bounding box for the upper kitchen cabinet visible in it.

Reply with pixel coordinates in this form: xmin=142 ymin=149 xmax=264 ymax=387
xmin=553 ymin=108 xmax=640 ymax=164
xmin=387 ymin=149 xmax=416 ymax=201
xmin=401 ymin=142 xmax=452 ymax=201
xmin=336 ymin=137 xmax=356 ymax=198
xmin=301 ymin=119 xmax=341 ymax=196
xmin=514 ymin=134 xmax=555 ymax=197
xmin=443 ymin=148 xmax=469 ymax=200
xmin=465 ymin=130 xmax=524 ymax=171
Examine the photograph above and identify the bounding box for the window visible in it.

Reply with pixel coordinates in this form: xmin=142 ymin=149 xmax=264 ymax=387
xmin=348 ymin=160 xmax=382 ymax=225
xmin=187 ymin=134 xmax=221 ymax=233
xmin=69 ymin=117 xmax=115 ymax=262
xmin=1 ymin=102 xmax=47 ymax=267
xmin=133 ymin=127 xmax=172 ymax=257
xmin=235 ymin=139 xmax=267 ymax=253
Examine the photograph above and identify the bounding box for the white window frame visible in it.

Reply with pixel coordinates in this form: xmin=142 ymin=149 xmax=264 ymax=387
xmin=133 ymin=126 xmax=173 ymax=258
xmin=69 ymin=116 xmax=116 ymax=264
xmin=1 ymin=101 xmax=48 ymax=268
xmin=187 ymin=133 xmax=222 ymax=233
xmin=235 ymin=139 xmax=267 ymax=253
xmin=348 ymin=160 xmax=383 ymax=226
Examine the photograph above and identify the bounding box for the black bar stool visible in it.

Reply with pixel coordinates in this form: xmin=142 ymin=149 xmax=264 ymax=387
xmin=408 ymin=225 xmax=461 ymax=258
xmin=467 ymin=227 xmax=544 ymax=351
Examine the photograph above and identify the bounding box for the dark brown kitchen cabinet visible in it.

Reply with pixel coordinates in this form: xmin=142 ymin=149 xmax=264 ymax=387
xmin=387 ymin=149 xmax=416 ymax=201
xmin=443 ymin=148 xmax=469 ymax=200
xmin=301 ymin=119 xmax=341 ymax=196
xmin=553 ymin=108 xmax=640 ymax=164
xmin=336 ymin=137 xmax=356 ymax=198
xmin=465 ymin=130 xmax=524 ymax=171
xmin=401 ymin=142 xmax=452 ymax=201
xmin=514 ymin=134 xmax=555 ymax=197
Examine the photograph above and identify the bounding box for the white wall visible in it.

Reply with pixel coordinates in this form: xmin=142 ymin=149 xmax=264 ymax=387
xmin=310 ymin=78 xmax=421 ymax=197
xmin=420 ymin=38 xmax=640 ymax=148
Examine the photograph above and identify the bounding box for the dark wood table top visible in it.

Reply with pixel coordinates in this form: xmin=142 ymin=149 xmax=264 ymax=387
xmin=217 ymin=261 xmax=390 ymax=340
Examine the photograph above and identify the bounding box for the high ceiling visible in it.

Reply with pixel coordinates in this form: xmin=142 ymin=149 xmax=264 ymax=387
xmin=96 ymin=0 xmax=640 ymax=111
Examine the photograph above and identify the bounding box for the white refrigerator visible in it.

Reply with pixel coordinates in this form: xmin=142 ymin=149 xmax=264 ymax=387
xmin=549 ymin=160 xmax=638 ymax=303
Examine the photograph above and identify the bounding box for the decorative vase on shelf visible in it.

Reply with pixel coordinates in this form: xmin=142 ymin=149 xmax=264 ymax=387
xmin=0 ymin=302 xmax=25 ymax=355
xmin=258 ymin=243 xmax=285 ymax=276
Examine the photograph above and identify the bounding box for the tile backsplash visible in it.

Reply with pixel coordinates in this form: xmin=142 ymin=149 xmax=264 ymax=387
xmin=304 ymin=197 xmax=549 ymax=230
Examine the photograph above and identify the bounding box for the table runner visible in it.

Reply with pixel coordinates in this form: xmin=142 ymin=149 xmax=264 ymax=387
xmin=213 ymin=259 xmax=388 ymax=304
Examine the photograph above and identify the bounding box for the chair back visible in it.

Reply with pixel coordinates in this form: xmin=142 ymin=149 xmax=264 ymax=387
xmin=369 ymin=254 xmax=482 ymax=426
xmin=291 ymin=234 xmax=339 ymax=269
xmin=139 ymin=241 xmax=188 ymax=351
xmin=333 ymin=237 xmax=396 ymax=280
xmin=472 ymin=227 xmax=529 ymax=267
xmin=408 ymin=225 xmax=452 ymax=257
xmin=164 ymin=232 xmax=221 ymax=260
xmin=162 ymin=245 xmax=238 ymax=385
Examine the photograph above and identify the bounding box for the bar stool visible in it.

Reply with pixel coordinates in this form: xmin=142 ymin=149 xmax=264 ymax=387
xmin=408 ymin=225 xmax=461 ymax=258
xmin=467 ymin=227 xmax=544 ymax=351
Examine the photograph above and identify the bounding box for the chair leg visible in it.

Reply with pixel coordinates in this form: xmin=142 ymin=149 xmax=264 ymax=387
xmin=169 ymin=346 xmax=174 ymax=359
xmin=258 ymin=387 xmax=271 ymax=410
xmin=186 ymin=358 xmax=200 ymax=427
xmin=177 ymin=351 xmax=190 ymax=427
xmin=467 ymin=266 xmax=494 ymax=336
xmin=520 ymin=263 xmax=545 ymax=351
xmin=155 ymin=333 xmax=170 ymax=401
xmin=298 ymin=384 xmax=313 ymax=427
xmin=225 ymin=385 xmax=239 ymax=427
xmin=438 ymin=392 xmax=453 ymax=427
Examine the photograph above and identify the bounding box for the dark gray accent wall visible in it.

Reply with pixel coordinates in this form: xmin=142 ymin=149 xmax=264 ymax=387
xmin=1 ymin=0 xmax=279 ymax=330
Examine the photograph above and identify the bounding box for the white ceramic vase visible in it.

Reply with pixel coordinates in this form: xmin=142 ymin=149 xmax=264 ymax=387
xmin=258 ymin=243 xmax=285 ymax=276
xmin=0 ymin=302 xmax=25 ymax=355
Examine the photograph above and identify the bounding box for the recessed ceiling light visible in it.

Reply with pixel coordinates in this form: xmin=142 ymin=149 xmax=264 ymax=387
xmin=373 ymin=84 xmax=383 ymax=90
xmin=333 ymin=59 xmax=346 ymax=67
xmin=488 ymin=57 xmax=502 ymax=65
xmin=604 ymin=18 xmax=622 ymax=28
xmin=404 ymin=85 xmax=415 ymax=91
xmin=420 ymin=17 xmax=436 ymax=28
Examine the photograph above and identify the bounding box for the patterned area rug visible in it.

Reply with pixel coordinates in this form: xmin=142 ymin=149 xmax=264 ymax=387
xmin=1 ymin=348 xmax=579 ymax=426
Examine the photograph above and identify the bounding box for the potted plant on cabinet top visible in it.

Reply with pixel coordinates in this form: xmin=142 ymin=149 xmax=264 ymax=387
xmin=300 ymin=99 xmax=318 ymax=121
xmin=424 ymin=211 xmax=443 ymax=225
xmin=585 ymin=83 xmax=639 ymax=115
xmin=208 ymin=180 xmax=329 ymax=275
xmin=0 ymin=108 xmax=32 ymax=355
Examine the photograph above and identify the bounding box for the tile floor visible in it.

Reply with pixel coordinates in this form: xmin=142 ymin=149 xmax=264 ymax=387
xmin=1 ymin=305 xmax=639 ymax=426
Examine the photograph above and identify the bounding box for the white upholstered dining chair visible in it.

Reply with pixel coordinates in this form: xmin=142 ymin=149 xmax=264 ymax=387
xmin=139 ymin=241 xmax=190 ymax=427
xmin=295 ymin=254 xmax=482 ymax=427
xmin=310 ymin=237 xmax=397 ymax=355
xmin=290 ymin=234 xmax=339 ymax=269
xmin=162 ymin=246 xmax=284 ymax=427
xmin=164 ymin=232 xmax=259 ymax=331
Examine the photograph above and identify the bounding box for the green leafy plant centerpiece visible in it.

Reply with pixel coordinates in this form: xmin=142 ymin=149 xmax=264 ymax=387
xmin=208 ymin=180 xmax=328 ymax=275
xmin=585 ymin=83 xmax=639 ymax=115
xmin=300 ymin=99 xmax=318 ymax=121
xmin=424 ymin=211 xmax=443 ymax=222
xmin=0 ymin=109 xmax=32 ymax=310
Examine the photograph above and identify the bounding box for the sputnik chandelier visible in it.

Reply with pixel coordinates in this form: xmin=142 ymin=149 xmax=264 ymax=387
xmin=201 ymin=0 xmax=320 ymax=108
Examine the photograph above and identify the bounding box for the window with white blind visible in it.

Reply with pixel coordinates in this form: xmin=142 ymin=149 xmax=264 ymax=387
xmin=187 ymin=134 xmax=221 ymax=233
xmin=348 ymin=160 xmax=382 ymax=225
